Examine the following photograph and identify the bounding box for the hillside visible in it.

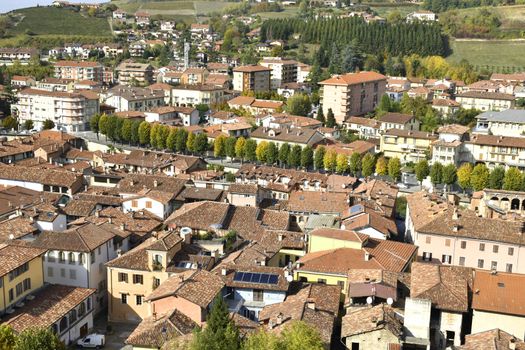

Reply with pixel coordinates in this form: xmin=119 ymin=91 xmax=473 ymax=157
xmin=7 ymin=7 xmax=112 ymax=36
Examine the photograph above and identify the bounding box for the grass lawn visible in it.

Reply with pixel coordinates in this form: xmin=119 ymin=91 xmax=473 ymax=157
xmin=258 ymin=7 xmax=300 ymax=19
xmin=194 ymin=1 xmax=232 ymax=15
xmin=141 ymin=1 xmax=195 ymax=10
xmin=447 ymin=39 xmax=525 ymax=71
xmin=369 ymin=4 xmax=419 ymax=17
xmin=7 ymin=7 xmax=112 ymax=36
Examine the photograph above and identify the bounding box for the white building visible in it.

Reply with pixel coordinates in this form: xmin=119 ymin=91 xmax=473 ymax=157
xmin=406 ymin=10 xmax=437 ymax=22
xmin=171 ymin=84 xmax=226 ymax=106
xmin=260 ymin=57 xmax=298 ymax=90
xmin=473 ymin=109 xmax=525 ymax=138
xmin=144 ymin=106 xmax=199 ymax=126
xmin=103 ymin=86 xmax=165 ymax=112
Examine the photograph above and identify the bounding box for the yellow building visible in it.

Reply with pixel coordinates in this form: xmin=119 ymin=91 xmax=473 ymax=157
xmin=106 ymin=232 xmax=215 ymax=323
xmin=380 ymin=129 xmax=438 ymax=164
xmin=294 ymin=228 xmax=417 ymax=295
xmin=0 ymin=243 xmax=46 ymax=314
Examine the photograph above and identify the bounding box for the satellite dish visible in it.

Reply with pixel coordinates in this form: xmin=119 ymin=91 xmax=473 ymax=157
xmin=387 ymin=297 xmax=393 ymax=305
xmin=366 ymin=296 xmax=373 ymax=305
xmin=286 ymin=275 xmax=293 ymax=282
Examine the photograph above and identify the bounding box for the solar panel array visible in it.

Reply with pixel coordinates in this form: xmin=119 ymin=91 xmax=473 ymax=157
xmin=233 ymin=272 xmax=279 ymax=285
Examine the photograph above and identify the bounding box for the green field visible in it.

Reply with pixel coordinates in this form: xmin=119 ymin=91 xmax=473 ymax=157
xmin=368 ymin=4 xmax=419 ymax=17
xmin=447 ymin=40 xmax=525 ymax=71
xmin=258 ymin=7 xmax=300 ymax=19
xmin=7 ymin=7 xmax=112 ymax=36
xmin=113 ymin=0 xmax=231 ymax=17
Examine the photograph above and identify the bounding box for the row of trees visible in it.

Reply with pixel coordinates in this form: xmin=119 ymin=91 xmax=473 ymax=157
xmin=177 ymin=295 xmax=324 ymax=350
xmin=260 ymin=17 xmax=447 ymax=57
xmin=0 ymin=325 xmax=65 ymax=350
xmin=414 ymin=160 xmax=525 ymax=192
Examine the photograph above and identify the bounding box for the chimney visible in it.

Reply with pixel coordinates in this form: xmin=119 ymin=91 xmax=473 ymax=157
xmin=510 ymin=338 xmax=517 ymax=350
xmin=129 ymin=180 xmax=134 ymax=186
xmin=452 ymin=208 xmax=459 ymax=220
xmin=364 ymin=252 xmax=371 ymax=261
xmin=276 ymin=313 xmax=283 ymax=325
xmin=120 ymin=223 xmax=126 ymax=231
xmin=152 ymin=312 xmax=157 ymax=321
xmin=260 ymin=259 xmax=266 ymax=266
xmin=153 ymin=180 xmax=158 ymax=187
xmin=108 ymin=217 xmax=113 ymax=224
xmin=221 ymin=268 xmax=227 ymax=276
xmin=95 ymin=210 xmax=100 ymax=217
xmin=306 ymin=299 xmax=316 ymax=310
xmin=278 ymin=233 xmax=283 ymax=241
xmin=453 ymin=224 xmax=459 ymax=232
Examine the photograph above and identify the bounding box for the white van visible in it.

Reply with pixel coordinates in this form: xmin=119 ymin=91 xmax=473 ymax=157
xmin=76 ymin=333 xmax=105 ymax=349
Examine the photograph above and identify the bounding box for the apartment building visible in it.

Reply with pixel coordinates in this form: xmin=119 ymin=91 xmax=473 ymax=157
xmin=473 ymin=109 xmax=525 ymax=138
xmin=406 ymin=191 xmax=525 ymax=274
xmin=232 ymin=65 xmax=271 ymax=93
xmin=13 ymin=88 xmax=100 ymax=132
xmin=180 ymin=67 xmax=209 ymax=85
xmin=0 ymin=48 xmax=39 ymax=65
xmin=455 ymin=91 xmax=515 ymax=111
xmin=260 ymin=57 xmax=298 ymax=89
xmin=116 ymin=62 xmax=155 ymax=86
xmin=250 ymin=126 xmax=325 ymax=149
xmin=463 ymin=134 xmax=525 ymax=170
xmin=431 ymin=124 xmax=470 ymax=166
xmin=320 ymin=71 xmax=387 ymax=124
xmin=104 ymin=86 xmax=165 ymax=112
xmin=227 ymin=96 xmax=284 ymax=115
xmin=380 ymin=129 xmax=438 ymax=164
xmin=0 ymin=166 xmax=84 ymax=196
xmin=54 ymin=60 xmax=104 ymax=82
xmin=171 ymin=84 xmax=226 ymax=106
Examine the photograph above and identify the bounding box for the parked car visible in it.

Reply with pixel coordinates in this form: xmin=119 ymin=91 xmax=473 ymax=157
xmin=77 ymin=333 xmax=105 ymax=349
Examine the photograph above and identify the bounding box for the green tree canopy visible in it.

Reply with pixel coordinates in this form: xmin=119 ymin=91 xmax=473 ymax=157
xmin=278 ymin=143 xmax=291 ymax=167
xmin=42 ymin=119 xmax=55 ymax=131
xmin=375 ymin=156 xmax=388 ymax=176
xmin=430 ymin=162 xmax=443 ymax=185
xmin=442 ymin=164 xmax=457 ymax=189
xmin=361 ymin=153 xmax=376 ymax=177
xmin=415 ymin=159 xmax=430 ymax=183
xmin=503 ymin=167 xmax=522 ymax=191
xmin=266 ymin=142 xmax=279 ymax=165
xmin=235 ymin=137 xmax=246 ymax=160
xmin=349 ymin=152 xmax=361 ymax=176
xmin=244 ymin=139 xmax=257 ymax=162
xmin=300 ymin=145 xmax=314 ymax=169
xmin=288 ymin=145 xmax=302 ymax=168
xmin=457 ymin=163 xmax=473 ymax=191
xmin=14 ymin=328 xmax=65 ymax=350
xmin=323 ymin=149 xmax=337 ymax=172
xmin=388 ymin=157 xmax=401 ymax=181
xmin=214 ymin=135 xmax=227 ymax=158
xmin=470 ymin=163 xmax=490 ymax=191
xmin=488 ymin=166 xmax=505 ymax=190
xmin=138 ymin=121 xmax=151 ymax=146
xmin=314 ymin=146 xmax=325 ymax=170
xmin=326 ymin=108 xmax=336 ymax=128
xmin=193 ymin=133 xmax=209 ymax=155
xmin=286 ymin=94 xmax=311 ymax=116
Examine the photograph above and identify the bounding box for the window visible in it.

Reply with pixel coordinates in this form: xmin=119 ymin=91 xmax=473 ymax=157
xmin=68 ymin=252 xmax=75 ymax=264
xmin=132 ymin=200 xmax=138 ymax=208
xmin=90 ymin=252 xmax=95 ymax=264
xmin=479 ymin=243 xmax=485 ymax=252
xmin=69 ymin=309 xmax=77 ymax=323
xmin=59 ymin=252 xmax=65 ymax=263
xmin=493 ymin=245 xmax=499 ymax=253
xmin=59 ymin=316 xmax=68 ymax=333
xmin=60 ymin=268 xmax=66 ymax=278
xmin=78 ymin=253 xmax=85 ymax=265
xmin=121 ymin=294 xmax=128 ymax=304
xmin=8 ymin=289 xmax=13 ymax=302
xmin=99 ymin=263 xmax=103 ymax=273
xmin=79 ymin=302 xmax=86 ymax=316
xmin=445 ymin=239 xmax=451 ymax=247
xmin=425 ymin=236 xmax=431 ymax=244
xmin=506 ymin=264 xmax=513 ymax=273
xmin=23 ymin=278 xmax=31 ymax=291
xmin=70 ymin=270 xmax=76 ymax=280
xmin=118 ymin=273 xmax=128 ymax=283
xmin=509 ymin=247 xmax=515 ymax=256
xmin=133 ymin=274 xmax=143 ymax=284
xmin=97 ymin=247 xmax=101 ymax=255
xmin=459 ymin=257 xmax=465 ymax=266
xmin=153 ymin=277 xmax=161 ymax=289
xmin=15 ymin=282 xmax=23 ymax=296
xmin=461 ymin=241 xmax=466 ymax=249
xmin=478 ymin=259 xmax=484 ymax=268
xmin=48 ymin=267 xmax=54 ymax=277
xmin=491 ymin=261 xmax=498 ymax=270
xmin=422 ymin=252 xmax=432 ymax=262
xmin=87 ymin=297 xmax=92 ymax=310
xmin=442 ymin=255 xmax=452 ymax=264
xmin=146 ymin=201 xmax=152 ymax=209
xmin=253 ymin=289 xmax=264 ymax=302
xmin=317 ymin=278 xmax=327 ymax=284
xmin=136 ymin=295 xmax=143 ymax=305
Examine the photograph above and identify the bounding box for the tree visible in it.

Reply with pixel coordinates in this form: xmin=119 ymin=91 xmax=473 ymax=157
xmin=175 ymin=128 xmax=188 ymax=153
xmin=326 ymin=108 xmax=336 ymax=128
xmin=138 ymin=121 xmax=151 ymax=146
xmin=388 ymin=157 xmax=401 ymax=181
xmin=280 ymin=321 xmax=324 ymax=350
xmin=2 ymin=116 xmax=18 ymax=131
xmin=235 ymin=137 xmax=246 ymax=160
xmin=214 ymin=135 xmax=227 ymax=158
xmin=414 ymin=159 xmax=430 ymax=184
xmin=23 ymin=119 xmax=33 ymax=131
xmin=488 ymin=166 xmax=505 ymax=190
xmin=14 ymin=328 xmax=66 ymax=350
xmin=430 ymin=162 xmax=443 ymax=185
xmin=361 ymin=153 xmax=376 ymax=177
xmin=503 ymin=167 xmax=522 ymax=191
xmin=98 ymin=114 xmax=109 ymax=139
xmin=336 ymin=153 xmax=348 ymax=174
xmin=188 ymin=296 xmax=240 ymax=350
xmin=194 ymin=133 xmax=209 ymax=155
xmin=266 ymin=142 xmax=279 ymax=165
xmin=323 ymin=149 xmax=337 ymax=172
xmin=186 ymin=132 xmax=196 ymax=153
xmin=300 ymin=145 xmax=314 ymax=169
xmin=243 ymin=330 xmax=280 ymax=350
xmin=470 ymin=163 xmax=490 ymax=191
xmin=131 ymin=120 xmax=141 ymax=145
xmin=244 ymin=139 xmax=257 ymax=162
xmin=42 ymin=119 xmax=55 ymax=130
xmin=166 ymin=128 xmax=177 ymax=151
xmin=225 ymin=137 xmax=237 ymax=159
xmin=375 ymin=156 xmax=388 ymax=176
xmin=121 ymin=119 xmax=133 ymax=144
xmin=316 ymin=106 xmax=325 ymax=125
xmin=376 ymin=94 xmax=392 ymax=116
xmin=156 ymin=125 xmax=170 ymax=149
xmin=149 ymin=124 xmax=159 ymax=148
xmin=286 ymin=94 xmax=311 ymax=116
xmin=442 ymin=164 xmax=457 ymax=191
xmin=349 ymin=152 xmax=361 ymax=176
xmin=288 ymin=145 xmax=302 ymax=168
xmin=256 ymin=141 xmax=269 ymax=163
xmin=457 ymin=163 xmax=473 ymax=192
xmin=314 ymin=146 xmax=325 ymax=171
xmin=278 ymin=143 xmax=290 ymax=167
xmin=0 ymin=325 xmax=15 ymax=350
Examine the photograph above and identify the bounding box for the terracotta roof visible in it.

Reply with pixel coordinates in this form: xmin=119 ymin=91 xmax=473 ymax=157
xmin=3 ymin=285 xmax=95 ymax=332
xmin=466 ymin=134 xmax=525 ymax=149
xmin=230 ymin=313 xmax=260 ymax=336
xmin=0 ymin=243 xmax=46 ymax=277
xmin=0 ymin=216 xmax=37 ymax=242
xmin=472 ymin=270 xmax=525 ymax=317
xmin=286 ymin=191 xmax=349 ymax=216
xmin=125 ymin=309 xmax=197 ymax=347
xmin=233 ymin=65 xmax=272 ymax=73
xmin=383 ymin=129 xmax=438 ymax=140
xmin=341 ymin=304 xmax=402 ymax=339
xmin=176 ymin=187 xmax=223 ymax=201
xmin=0 ymin=165 xmax=82 ymax=188
xmin=228 ymin=183 xmax=259 ymax=195
xmin=379 ymin=113 xmax=413 ymax=125
xmin=437 ymin=124 xmax=470 ymax=134
xmin=166 ymin=201 xmax=230 ymax=231
xmin=62 ymin=199 xmax=97 ymax=217
xmin=310 ymin=228 xmax=368 ymax=243
xmin=83 ymin=207 xmax=162 ymax=237
xmin=320 ymin=71 xmax=387 ymax=86
xmin=118 ymin=174 xmax=186 ymax=196
xmin=459 ymin=329 xmax=525 ymax=350
xmin=218 ymin=264 xmax=290 ymax=292
xmin=456 ymin=91 xmax=515 ymax=101
xmin=33 ymin=223 xmax=114 ymax=252
xmin=410 ymin=262 xmax=472 ymax=312
xmin=54 ymin=60 xmax=100 ymax=67
xmin=146 ymin=270 xmax=224 ymax=308
xmin=346 ymin=116 xmax=380 ymax=128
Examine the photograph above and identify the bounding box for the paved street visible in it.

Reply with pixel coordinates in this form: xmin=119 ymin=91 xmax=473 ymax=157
xmin=90 ymin=313 xmax=134 ymax=350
